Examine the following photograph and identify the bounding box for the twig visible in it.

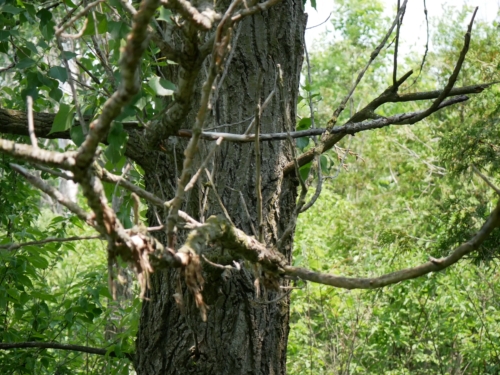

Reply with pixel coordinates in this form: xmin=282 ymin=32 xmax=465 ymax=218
xmin=33 ymin=164 xmax=73 ymax=180
xmin=10 ymin=164 xmax=91 ymax=223
xmin=404 ymin=7 xmax=478 ymax=125
xmin=185 ymin=137 xmax=223 ymax=192
xmin=55 ymin=38 xmax=87 ymax=134
xmin=0 ymin=342 xmax=132 ymax=361
xmin=392 ymin=0 xmax=403 ymax=87
xmin=277 ymin=65 xmax=307 ymax=251
xmin=254 ymin=73 xmax=264 ymax=242
xmin=55 ymin=0 xmax=105 ymax=36
xmin=26 ymin=96 xmax=37 ymax=149
xmin=404 ymin=0 xmax=429 ymax=90
xmin=0 ymin=235 xmax=102 ymax=251
xmin=300 ymin=155 xmax=323 ymax=213
xmin=252 ymin=289 xmax=292 ymax=305
xmin=327 ymin=0 xmax=409 ymax=129
xmin=162 ymin=0 xmax=220 ymax=30
xmin=202 ymin=255 xmax=241 ymax=270
xmin=472 ymin=166 xmax=500 ymax=195
xmin=204 ymin=169 xmax=235 ymax=227
xmin=166 ymin=0 xmax=242 ymax=246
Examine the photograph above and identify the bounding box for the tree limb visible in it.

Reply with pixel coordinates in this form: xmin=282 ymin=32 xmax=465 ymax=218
xmin=0 ymin=342 xmax=133 ymax=360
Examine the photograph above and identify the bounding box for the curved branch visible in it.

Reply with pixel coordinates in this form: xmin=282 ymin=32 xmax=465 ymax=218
xmin=0 ymin=342 xmax=133 ymax=360
xmin=283 ymin=200 xmax=500 ymax=289
xmin=179 ymin=199 xmax=500 ymax=291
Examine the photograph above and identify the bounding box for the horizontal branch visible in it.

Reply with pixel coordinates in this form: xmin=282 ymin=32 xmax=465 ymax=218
xmin=0 ymin=140 xmax=76 ymax=169
xmin=0 ymin=235 xmax=102 ymax=251
xmin=0 ymin=342 xmax=133 ymax=360
xmin=177 ymin=95 xmax=468 ymax=143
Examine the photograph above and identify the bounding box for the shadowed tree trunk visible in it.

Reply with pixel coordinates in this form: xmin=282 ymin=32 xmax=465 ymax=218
xmin=134 ymin=1 xmax=306 ymax=373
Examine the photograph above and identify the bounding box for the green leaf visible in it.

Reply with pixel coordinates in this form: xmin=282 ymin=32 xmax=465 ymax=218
xmin=0 ymin=4 xmax=22 ymax=14
xmin=296 ymin=137 xmax=309 ymax=150
xmin=48 ymin=66 xmax=68 ymax=83
xmin=297 ymin=117 xmax=312 ymax=130
xmin=16 ymin=274 xmax=33 ymax=288
xmin=28 ymin=255 xmax=49 ymax=270
xmin=299 ymin=162 xmax=311 ymax=181
xmin=320 ymin=155 xmax=329 ymax=173
xmin=0 ymin=30 xmax=10 ymax=41
xmin=70 ymin=125 xmax=85 ymax=146
xmin=83 ymin=12 xmax=108 ymax=36
xmin=108 ymin=21 xmax=130 ymax=40
xmin=16 ymin=58 xmax=36 ymax=70
xmin=63 ymin=0 xmax=78 ymax=7
xmin=36 ymin=9 xmax=53 ymax=23
xmin=60 ymin=51 xmax=77 ymax=60
xmin=40 ymin=20 xmax=56 ymax=40
xmin=49 ymin=87 xmax=63 ymax=102
xmin=157 ymin=8 xmax=172 ymax=23
xmin=21 ymin=86 xmax=39 ymax=101
xmin=105 ymin=122 xmax=128 ymax=164
xmin=148 ymin=76 xmax=176 ymax=96
xmin=50 ymin=103 xmax=74 ymax=134
xmin=0 ymin=42 xmax=8 ymax=54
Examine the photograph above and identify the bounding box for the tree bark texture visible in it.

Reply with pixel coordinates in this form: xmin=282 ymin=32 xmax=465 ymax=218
xmin=134 ymin=1 xmax=306 ymax=374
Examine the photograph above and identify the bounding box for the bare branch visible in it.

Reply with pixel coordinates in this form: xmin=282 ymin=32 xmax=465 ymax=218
xmin=55 ymin=0 xmax=105 ymax=36
xmin=328 ymin=0 xmax=408 ymax=129
xmin=180 ymin=199 xmax=500 ymax=291
xmin=162 ymin=0 xmax=220 ymax=30
xmin=0 ymin=139 xmax=76 ymax=169
xmin=472 ymin=166 xmax=500 ymax=195
xmin=10 ymin=164 xmax=90 ymax=222
xmin=0 ymin=235 xmax=102 ymax=251
xmin=0 ymin=341 xmax=132 ymax=360
xmin=26 ymin=96 xmax=37 ymax=149
xmin=231 ymin=0 xmax=283 ymax=22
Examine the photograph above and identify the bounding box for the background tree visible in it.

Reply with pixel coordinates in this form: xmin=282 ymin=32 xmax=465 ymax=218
xmin=0 ymin=0 xmax=498 ymax=374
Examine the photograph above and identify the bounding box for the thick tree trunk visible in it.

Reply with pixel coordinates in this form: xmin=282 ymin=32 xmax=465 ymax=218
xmin=135 ymin=2 xmax=306 ymax=373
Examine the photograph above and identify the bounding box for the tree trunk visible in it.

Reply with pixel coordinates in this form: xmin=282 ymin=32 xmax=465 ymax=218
xmin=134 ymin=1 xmax=306 ymax=374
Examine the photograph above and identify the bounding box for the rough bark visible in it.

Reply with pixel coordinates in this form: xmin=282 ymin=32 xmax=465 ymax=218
xmin=134 ymin=1 xmax=306 ymax=374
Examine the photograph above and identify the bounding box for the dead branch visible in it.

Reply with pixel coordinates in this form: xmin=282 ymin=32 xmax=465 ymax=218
xmin=10 ymin=164 xmax=91 ymax=223
xmin=0 ymin=140 xmax=76 ymax=169
xmin=0 ymin=342 xmax=133 ymax=360
xmin=162 ymin=0 xmax=220 ymax=30
xmin=0 ymin=235 xmax=102 ymax=251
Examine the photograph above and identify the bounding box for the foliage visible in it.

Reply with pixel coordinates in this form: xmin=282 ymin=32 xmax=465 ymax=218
xmin=288 ymin=4 xmax=500 ymax=374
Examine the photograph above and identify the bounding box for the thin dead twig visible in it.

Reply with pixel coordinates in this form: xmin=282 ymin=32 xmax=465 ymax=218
xmin=0 ymin=235 xmax=103 ymax=251
xmin=472 ymin=166 xmax=500 ymax=195
xmin=26 ymin=96 xmax=37 ymax=149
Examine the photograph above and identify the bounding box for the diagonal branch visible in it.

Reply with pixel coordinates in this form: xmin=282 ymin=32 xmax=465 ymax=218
xmin=75 ymin=0 xmax=160 ymax=168
xmin=10 ymin=164 xmax=91 ymax=223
